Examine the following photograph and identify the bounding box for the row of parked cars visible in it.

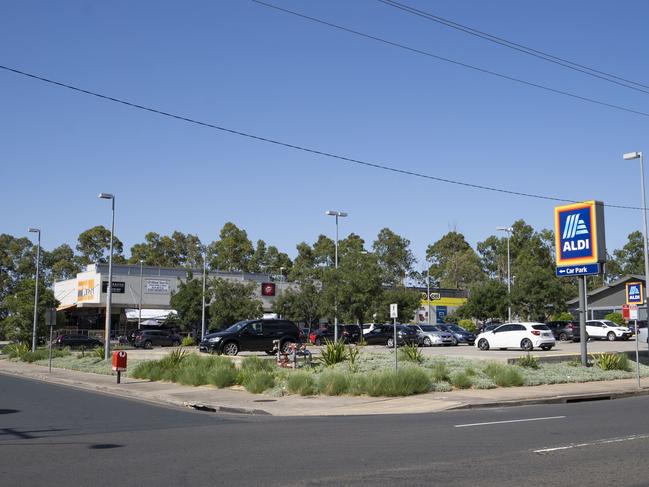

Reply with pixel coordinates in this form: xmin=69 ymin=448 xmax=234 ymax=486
xmin=473 ymin=319 xmax=637 ymax=352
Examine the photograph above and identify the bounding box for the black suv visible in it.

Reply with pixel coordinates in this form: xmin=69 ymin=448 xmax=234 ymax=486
xmin=199 ymin=319 xmax=301 ymax=356
xmin=364 ymin=324 xmax=419 ymax=347
xmin=545 ymin=321 xmax=580 ymax=342
xmin=54 ymin=334 xmax=103 ymax=349
xmin=134 ymin=330 xmax=182 ymax=349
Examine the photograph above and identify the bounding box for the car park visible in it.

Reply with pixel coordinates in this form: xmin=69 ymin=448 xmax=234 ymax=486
xmin=436 ymin=324 xmax=476 ymax=345
xmin=199 ymin=319 xmax=301 ymax=356
xmin=585 ymin=320 xmax=632 ymax=341
xmin=133 ymin=330 xmax=182 ymax=349
xmin=364 ymin=324 xmax=419 ymax=347
xmin=54 ymin=334 xmax=103 ymax=349
xmin=309 ymin=325 xmax=361 ymax=345
xmin=545 ymin=320 xmax=580 ymax=342
xmin=406 ymin=324 xmax=455 ymax=346
xmin=475 ymin=322 xmax=555 ymax=351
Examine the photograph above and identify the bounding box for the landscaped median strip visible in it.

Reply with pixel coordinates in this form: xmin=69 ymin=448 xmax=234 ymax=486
xmin=4 ymin=343 xmax=649 ymax=400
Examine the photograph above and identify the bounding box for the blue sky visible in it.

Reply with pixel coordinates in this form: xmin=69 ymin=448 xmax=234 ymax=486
xmin=2 ymin=0 xmax=649 ymax=267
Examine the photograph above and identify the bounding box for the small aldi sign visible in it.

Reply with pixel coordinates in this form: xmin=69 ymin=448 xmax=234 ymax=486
xmin=626 ymin=282 xmax=644 ymax=305
xmin=554 ymin=200 xmax=606 ymax=268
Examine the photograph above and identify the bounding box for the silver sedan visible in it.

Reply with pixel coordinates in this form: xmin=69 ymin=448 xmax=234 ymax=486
xmin=407 ymin=324 xmax=455 ymax=346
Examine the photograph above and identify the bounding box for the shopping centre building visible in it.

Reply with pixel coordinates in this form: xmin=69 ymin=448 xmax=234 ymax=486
xmin=54 ymin=263 xmax=292 ymax=337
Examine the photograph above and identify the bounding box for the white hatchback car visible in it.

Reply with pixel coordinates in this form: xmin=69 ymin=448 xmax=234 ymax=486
xmin=475 ymin=322 xmax=555 ymax=351
xmin=585 ymin=320 xmax=632 ymax=341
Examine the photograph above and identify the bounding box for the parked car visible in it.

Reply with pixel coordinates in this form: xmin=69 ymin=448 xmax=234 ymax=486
xmin=436 ymin=324 xmax=476 ymax=345
xmin=199 ymin=319 xmax=301 ymax=356
xmin=364 ymin=324 xmax=419 ymax=347
xmin=585 ymin=320 xmax=632 ymax=341
xmin=406 ymin=324 xmax=454 ymax=346
xmin=361 ymin=323 xmax=381 ymax=335
xmin=54 ymin=334 xmax=103 ymax=349
xmin=309 ymin=325 xmax=361 ymax=345
xmin=133 ymin=330 xmax=182 ymax=349
xmin=475 ymin=323 xmax=555 ymax=351
xmin=545 ymin=320 xmax=581 ymax=342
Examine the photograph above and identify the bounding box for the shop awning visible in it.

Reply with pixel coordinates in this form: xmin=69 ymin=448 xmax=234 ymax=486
xmin=57 ymin=303 xmax=77 ymax=311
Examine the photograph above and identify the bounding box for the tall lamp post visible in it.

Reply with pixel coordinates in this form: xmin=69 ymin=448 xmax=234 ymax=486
xmin=497 ymin=226 xmax=513 ymax=322
xmin=201 ymin=251 xmax=207 ymax=341
xmin=426 ymin=268 xmax=431 ymax=325
xmin=326 ymin=210 xmax=348 ymax=342
xmin=624 ymin=151 xmax=649 ymax=324
xmin=28 ymin=228 xmax=41 ymax=352
xmin=99 ymin=193 xmax=115 ymax=360
xmin=138 ymin=259 xmax=144 ymax=330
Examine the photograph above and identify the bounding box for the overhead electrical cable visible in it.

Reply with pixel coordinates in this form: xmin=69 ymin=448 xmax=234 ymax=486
xmin=377 ymin=0 xmax=649 ymax=94
xmin=0 ymin=63 xmax=643 ymax=210
xmin=252 ymin=1 xmax=649 ymax=119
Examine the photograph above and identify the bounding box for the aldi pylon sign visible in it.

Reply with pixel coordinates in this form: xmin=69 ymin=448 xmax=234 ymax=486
xmin=554 ymin=200 xmax=606 ymax=276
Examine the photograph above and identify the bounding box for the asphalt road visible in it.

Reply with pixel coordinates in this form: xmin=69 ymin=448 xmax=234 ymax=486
xmin=2 ymin=374 xmax=648 ymax=487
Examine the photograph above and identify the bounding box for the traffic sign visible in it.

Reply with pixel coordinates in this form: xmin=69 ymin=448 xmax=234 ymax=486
xmin=626 ymin=282 xmax=644 ymax=305
xmin=554 ymin=201 xmax=606 ymax=269
xmin=390 ymin=303 xmax=398 ymax=319
xmin=555 ymin=263 xmax=600 ymax=277
xmin=630 ymin=304 xmax=639 ymax=320
xmin=622 ymin=304 xmax=630 ymax=321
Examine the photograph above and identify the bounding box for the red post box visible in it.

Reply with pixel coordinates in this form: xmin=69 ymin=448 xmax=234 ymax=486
xmin=112 ymin=351 xmax=127 ymax=383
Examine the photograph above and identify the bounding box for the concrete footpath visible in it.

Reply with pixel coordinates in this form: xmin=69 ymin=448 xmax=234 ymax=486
xmin=2 ymin=359 xmax=649 ymax=416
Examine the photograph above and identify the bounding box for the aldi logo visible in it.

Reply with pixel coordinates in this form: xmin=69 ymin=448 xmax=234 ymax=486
xmin=626 ymin=282 xmax=643 ymax=305
xmin=554 ymin=201 xmax=606 ymax=268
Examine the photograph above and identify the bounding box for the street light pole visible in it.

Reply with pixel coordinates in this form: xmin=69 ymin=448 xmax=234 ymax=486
xmin=426 ymin=268 xmax=431 ymax=326
xmin=201 ymin=251 xmax=207 ymax=341
xmin=138 ymin=259 xmax=144 ymax=330
xmin=497 ymin=226 xmax=513 ymax=322
xmin=326 ymin=210 xmax=348 ymax=342
xmin=28 ymin=228 xmax=41 ymax=352
xmin=624 ymin=151 xmax=649 ymax=384
xmin=99 ymin=193 xmax=115 ymax=361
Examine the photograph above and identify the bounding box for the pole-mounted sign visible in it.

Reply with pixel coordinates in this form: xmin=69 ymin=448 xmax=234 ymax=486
xmin=626 ymin=282 xmax=644 ymax=305
xmin=554 ymin=200 xmax=606 ymax=367
xmin=554 ymin=200 xmax=606 ymax=276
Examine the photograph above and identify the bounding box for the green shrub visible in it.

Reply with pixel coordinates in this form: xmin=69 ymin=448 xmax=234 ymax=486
xmin=550 ymin=312 xmax=574 ymax=321
xmin=240 ymin=356 xmax=275 ymax=373
xmin=181 ymin=336 xmax=196 ymax=347
xmin=207 ymin=362 xmax=238 ymax=388
xmin=429 ymin=362 xmax=450 ymax=383
xmin=464 ymin=367 xmax=477 ymax=376
xmin=319 ymin=339 xmax=347 ymax=366
xmin=164 ymin=348 xmax=189 ymax=367
xmin=242 ymin=371 xmax=276 ymax=393
xmin=517 ymin=354 xmax=540 ymax=369
xmin=483 ymin=362 xmax=524 ymax=387
xmin=317 ymin=370 xmax=350 ymax=395
xmin=287 ymin=371 xmax=316 ymax=395
xmin=593 ymin=352 xmax=630 ymax=371
xmin=91 ymin=347 xmax=105 ymax=359
xmin=2 ymin=342 xmax=30 ymax=358
xmin=20 ymin=347 xmax=70 ymax=363
xmin=604 ymin=312 xmax=625 ymax=326
xmin=458 ymin=319 xmax=477 ymax=333
xmin=176 ymin=366 xmax=209 ymax=386
xmin=451 ymin=372 xmax=473 ymax=389
xmin=398 ymin=344 xmax=423 ymax=364
xmin=363 ymin=367 xmax=431 ymax=397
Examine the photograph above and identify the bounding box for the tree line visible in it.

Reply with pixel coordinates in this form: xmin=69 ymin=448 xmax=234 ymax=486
xmin=1 ymin=220 xmax=645 ymax=340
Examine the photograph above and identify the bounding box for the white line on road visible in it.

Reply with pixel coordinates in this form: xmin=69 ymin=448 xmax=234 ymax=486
xmin=454 ymin=416 xmax=566 ymax=428
xmin=534 ymin=433 xmax=649 ymax=454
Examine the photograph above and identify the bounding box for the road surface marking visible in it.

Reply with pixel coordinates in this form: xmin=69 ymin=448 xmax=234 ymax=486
xmin=454 ymin=416 xmax=566 ymax=428
xmin=534 ymin=433 xmax=649 ymax=454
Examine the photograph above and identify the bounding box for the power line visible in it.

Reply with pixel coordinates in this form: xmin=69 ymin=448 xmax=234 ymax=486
xmin=377 ymin=0 xmax=649 ymax=94
xmin=253 ymin=1 xmax=649 ymax=119
xmin=0 ymin=63 xmax=643 ymax=211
